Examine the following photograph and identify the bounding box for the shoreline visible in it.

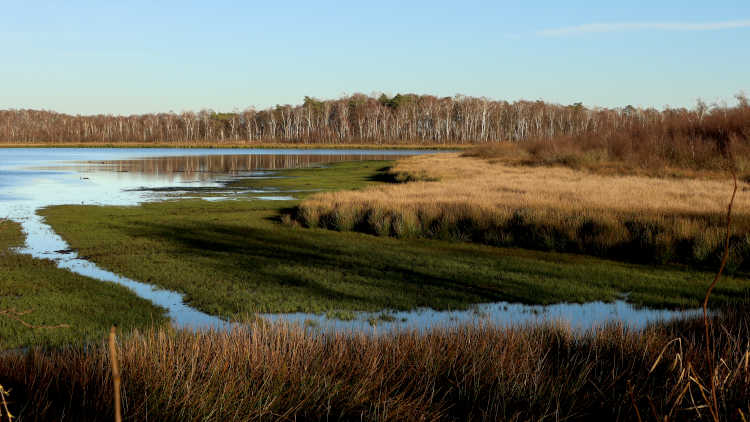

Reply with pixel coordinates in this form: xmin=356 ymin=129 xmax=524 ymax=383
xmin=0 ymin=142 xmax=469 ymax=150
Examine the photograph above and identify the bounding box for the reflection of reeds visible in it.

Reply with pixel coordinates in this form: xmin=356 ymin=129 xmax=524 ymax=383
xmin=2 ymin=306 xmax=750 ymax=420
xmin=295 ymin=153 xmax=750 ymax=268
xmin=77 ymin=154 xmax=403 ymax=181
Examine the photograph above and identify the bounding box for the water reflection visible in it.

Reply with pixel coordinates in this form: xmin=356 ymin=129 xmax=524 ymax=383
xmin=1 ymin=148 xmax=431 ymax=329
xmin=72 ymin=154 xmax=399 ymax=180
xmin=261 ymin=301 xmax=704 ymax=334
xmin=37 ymin=152 xmax=407 ymax=182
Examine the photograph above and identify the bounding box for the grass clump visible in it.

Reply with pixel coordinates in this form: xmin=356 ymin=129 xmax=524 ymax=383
xmin=2 ymin=303 xmax=750 ymax=421
xmin=367 ymin=313 xmax=398 ymax=326
xmin=0 ymin=219 xmax=167 ymax=349
xmin=295 ymin=153 xmax=750 ymax=271
xmin=326 ymin=310 xmax=357 ymax=321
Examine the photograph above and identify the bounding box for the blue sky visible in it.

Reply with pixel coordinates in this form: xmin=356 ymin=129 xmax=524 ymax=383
xmin=1 ymin=1 xmax=749 ymax=114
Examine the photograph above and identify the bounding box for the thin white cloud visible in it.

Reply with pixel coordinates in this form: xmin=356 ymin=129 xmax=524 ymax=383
xmin=538 ymin=20 xmax=750 ymax=37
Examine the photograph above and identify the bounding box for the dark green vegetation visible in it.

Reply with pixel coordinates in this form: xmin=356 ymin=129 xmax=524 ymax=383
xmin=2 ymin=304 xmax=749 ymax=421
xmin=300 ymin=206 xmax=750 ymax=272
xmin=39 ymin=162 xmax=749 ymax=320
xmin=0 ymin=220 xmax=167 ymax=349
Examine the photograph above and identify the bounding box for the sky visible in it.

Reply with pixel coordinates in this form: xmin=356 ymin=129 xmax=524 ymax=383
xmin=1 ymin=1 xmax=749 ymax=115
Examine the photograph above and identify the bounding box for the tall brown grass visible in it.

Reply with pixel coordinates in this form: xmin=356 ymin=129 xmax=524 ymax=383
xmin=1 ymin=305 xmax=749 ymax=421
xmin=294 ymin=153 xmax=750 ymax=269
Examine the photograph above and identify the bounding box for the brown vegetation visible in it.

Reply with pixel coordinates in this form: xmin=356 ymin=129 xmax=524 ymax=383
xmin=294 ymin=153 xmax=750 ymax=268
xmin=1 ymin=305 xmax=749 ymax=421
xmin=498 ymin=95 xmax=750 ymax=174
xmin=2 ymin=93 xmax=748 ymax=149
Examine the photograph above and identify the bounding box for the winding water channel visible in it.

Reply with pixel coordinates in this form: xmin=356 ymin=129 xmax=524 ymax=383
xmin=1 ymin=148 xmax=702 ymax=332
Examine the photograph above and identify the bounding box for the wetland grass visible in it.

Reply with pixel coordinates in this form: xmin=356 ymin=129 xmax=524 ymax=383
xmin=2 ymin=148 xmax=748 ymax=420
xmin=0 ymin=219 xmax=167 ymax=349
xmin=295 ymin=153 xmax=750 ymax=270
xmin=39 ymin=196 xmax=750 ymax=318
xmin=1 ymin=304 xmax=750 ymax=421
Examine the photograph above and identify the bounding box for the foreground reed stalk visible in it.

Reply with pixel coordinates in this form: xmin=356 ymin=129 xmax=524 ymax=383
xmin=109 ymin=326 xmax=121 ymax=422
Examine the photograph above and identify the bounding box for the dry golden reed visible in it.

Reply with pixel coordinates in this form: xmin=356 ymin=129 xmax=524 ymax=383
xmin=295 ymin=153 xmax=750 ymax=267
xmin=1 ymin=306 xmax=750 ymax=421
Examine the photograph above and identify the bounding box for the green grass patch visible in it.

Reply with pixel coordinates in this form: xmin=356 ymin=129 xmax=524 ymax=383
xmin=0 ymin=220 xmax=167 ymax=349
xmin=38 ymin=159 xmax=749 ymax=320
xmin=228 ymin=160 xmax=394 ymax=198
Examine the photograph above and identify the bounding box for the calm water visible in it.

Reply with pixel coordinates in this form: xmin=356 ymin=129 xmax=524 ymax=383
xmin=262 ymin=300 xmax=704 ymax=332
xmin=0 ymin=148 xmax=702 ymax=332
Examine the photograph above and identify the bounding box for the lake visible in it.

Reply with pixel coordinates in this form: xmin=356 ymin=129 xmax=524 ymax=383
xmin=0 ymin=148 xmax=703 ymax=332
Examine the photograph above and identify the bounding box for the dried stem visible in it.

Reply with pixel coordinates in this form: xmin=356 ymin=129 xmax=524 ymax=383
xmin=702 ymin=151 xmax=738 ymax=422
xmin=0 ymin=384 xmax=12 ymax=422
xmin=628 ymin=381 xmax=644 ymax=422
xmin=109 ymin=326 xmax=122 ymax=422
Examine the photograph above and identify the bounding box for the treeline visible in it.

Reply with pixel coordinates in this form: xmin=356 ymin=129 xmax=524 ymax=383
xmin=1 ymin=93 xmax=748 ymax=149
